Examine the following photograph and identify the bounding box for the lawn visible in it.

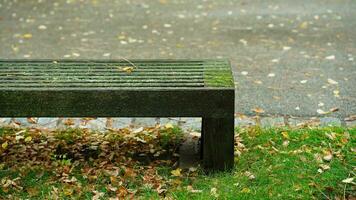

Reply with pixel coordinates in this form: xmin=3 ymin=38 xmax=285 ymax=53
xmin=0 ymin=125 xmax=355 ymax=199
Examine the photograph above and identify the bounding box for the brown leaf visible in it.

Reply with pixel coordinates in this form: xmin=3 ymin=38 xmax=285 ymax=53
xmin=27 ymin=117 xmax=37 ymax=124
xmin=252 ymin=107 xmax=265 ymax=114
xmin=124 ymin=167 xmax=136 ymax=179
xmin=117 ymin=186 xmax=128 ymax=198
xmin=64 ymin=118 xmax=75 ymax=126
xmin=329 ymin=107 xmax=339 ymax=113
xmin=27 ymin=187 xmax=39 ymax=197
xmin=345 ymin=115 xmax=356 ymax=121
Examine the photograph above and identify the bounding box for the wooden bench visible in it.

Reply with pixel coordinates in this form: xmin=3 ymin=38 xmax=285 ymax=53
xmin=0 ymin=59 xmax=235 ymax=171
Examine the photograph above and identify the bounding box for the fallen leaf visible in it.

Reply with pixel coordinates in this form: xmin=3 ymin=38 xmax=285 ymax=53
xmin=300 ymin=80 xmax=308 ymax=84
xmin=117 ymin=186 xmax=128 ymax=198
xmin=252 ymin=107 xmax=265 ymax=114
xmin=244 ymin=171 xmax=256 ymax=180
xmin=64 ymin=118 xmax=75 ymax=126
xmin=319 ymin=164 xmax=330 ymax=170
xmin=92 ymin=190 xmax=104 ymax=200
xmin=38 ymin=25 xmax=47 ymax=30
xmin=241 ymin=187 xmax=251 ymax=193
xmin=23 ymin=33 xmax=33 ymax=39
xmin=121 ymin=67 xmax=134 ymax=73
xmin=325 ymin=132 xmax=336 ymax=140
xmin=323 ymin=151 xmax=333 ymax=162
xmin=165 ymin=123 xmax=174 ymax=129
xmin=210 ymin=187 xmax=219 ymax=198
xmin=317 ymin=109 xmax=327 ymax=115
xmin=171 ymin=168 xmax=182 ymax=177
xmin=299 ymin=21 xmax=308 ymax=29
xmin=124 ymin=167 xmax=136 ymax=178
xmin=107 ymin=185 xmax=117 ymax=192
xmin=268 ymin=73 xmax=276 ymax=77
xmin=188 ymin=167 xmax=197 ymax=172
xmin=27 ymin=117 xmax=37 ymax=124
xmin=241 ymin=71 xmax=248 ymax=75
xmin=24 ymin=136 xmax=32 ymax=143
xmin=281 ymin=131 xmax=290 ymax=139
xmin=15 ymin=135 xmax=24 ymax=141
xmin=327 ymin=78 xmax=338 ymax=85
xmin=325 ymin=55 xmax=335 ymax=60
xmin=283 ymin=46 xmax=291 ymax=51
xmin=132 ymin=127 xmax=144 ymax=134
xmin=345 ymin=115 xmax=356 ymax=121
xmin=187 ymin=185 xmax=202 ymax=193
xmin=329 ymin=107 xmax=339 ymax=113
xmin=282 ymin=140 xmax=290 ymax=147
xmin=342 ymin=177 xmax=354 ymax=184
xmin=2 ymin=141 xmax=8 ymax=149
xmin=27 ymin=187 xmax=39 ymax=197
xmin=63 ymin=188 xmax=73 ymax=196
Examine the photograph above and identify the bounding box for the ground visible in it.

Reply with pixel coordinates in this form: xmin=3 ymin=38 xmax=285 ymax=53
xmin=0 ymin=0 xmax=355 ymax=118
xmin=0 ymin=126 xmax=355 ymax=199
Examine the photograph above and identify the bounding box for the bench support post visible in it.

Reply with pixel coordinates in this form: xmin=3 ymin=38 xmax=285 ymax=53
xmin=201 ymin=116 xmax=234 ymax=171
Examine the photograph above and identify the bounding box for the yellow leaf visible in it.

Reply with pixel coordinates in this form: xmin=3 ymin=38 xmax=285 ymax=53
xmin=171 ymin=168 xmax=182 ymax=177
xmin=63 ymin=188 xmax=73 ymax=196
xmin=299 ymin=21 xmax=308 ymax=29
xmin=281 ymin=131 xmax=290 ymax=139
xmin=2 ymin=141 xmax=8 ymax=149
xmin=25 ymin=136 xmax=32 ymax=143
xmin=241 ymin=187 xmax=251 ymax=193
xmin=121 ymin=66 xmax=134 ymax=73
xmin=165 ymin=123 xmax=174 ymax=129
xmin=23 ymin=33 xmax=33 ymax=39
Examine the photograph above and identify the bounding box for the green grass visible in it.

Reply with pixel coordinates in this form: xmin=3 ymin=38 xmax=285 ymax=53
xmin=170 ymin=127 xmax=355 ymax=200
xmin=0 ymin=126 xmax=355 ymax=199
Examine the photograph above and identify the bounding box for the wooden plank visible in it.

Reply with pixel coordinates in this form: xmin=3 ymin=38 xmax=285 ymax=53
xmin=0 ymin=59 xmax=228 ymax=64
xmin=0 ymin=89 xmax=234 ymax=118
xmin=0 ymin=83 xmax=205 ymax=87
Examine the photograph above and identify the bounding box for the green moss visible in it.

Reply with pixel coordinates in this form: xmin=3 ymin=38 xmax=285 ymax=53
xmin=204 ymin=70 xmax=234 ymax=87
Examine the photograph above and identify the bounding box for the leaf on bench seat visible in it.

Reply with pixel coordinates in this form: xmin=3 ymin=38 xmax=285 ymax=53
xmin=120 ymin=66 xmax=134 ymax=73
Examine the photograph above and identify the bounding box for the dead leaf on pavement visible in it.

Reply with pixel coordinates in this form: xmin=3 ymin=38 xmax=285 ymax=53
xmin=252 ymin=107 xmax=265 ymax=114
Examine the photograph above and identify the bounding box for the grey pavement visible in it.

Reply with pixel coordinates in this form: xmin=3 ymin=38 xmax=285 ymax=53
xmin=0 ymin=0 xmax=355 ymax=119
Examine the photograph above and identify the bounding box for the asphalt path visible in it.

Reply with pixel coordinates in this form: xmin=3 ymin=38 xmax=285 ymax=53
xmin=1 ymin=0 xmax=355 ymax=118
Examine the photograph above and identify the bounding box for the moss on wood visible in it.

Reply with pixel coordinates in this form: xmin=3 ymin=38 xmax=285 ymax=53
xmin=204 ymin=70 xmax=234 ymax=87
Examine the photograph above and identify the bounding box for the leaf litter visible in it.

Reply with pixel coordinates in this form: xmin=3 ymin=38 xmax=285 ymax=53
xmin=0 ymin=125 xmax=194 ymax=198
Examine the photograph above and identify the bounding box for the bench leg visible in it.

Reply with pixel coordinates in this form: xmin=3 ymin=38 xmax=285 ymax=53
xmin=201 ymin=117 xmax=234 ymax=171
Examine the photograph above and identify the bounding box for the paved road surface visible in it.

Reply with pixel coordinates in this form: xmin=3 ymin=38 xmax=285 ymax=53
xmin=1 ymin=0 xmax=355 ymax=118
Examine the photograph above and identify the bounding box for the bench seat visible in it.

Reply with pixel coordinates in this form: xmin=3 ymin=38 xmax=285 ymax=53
xmin=0 ymin=59 xmax=235 ymax=171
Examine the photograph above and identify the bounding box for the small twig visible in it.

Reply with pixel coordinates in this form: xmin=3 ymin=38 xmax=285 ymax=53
xmin=119 ymin=56 xmax=137 ymax=69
